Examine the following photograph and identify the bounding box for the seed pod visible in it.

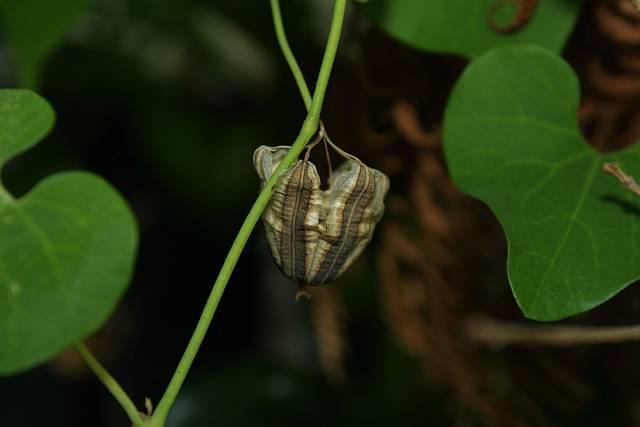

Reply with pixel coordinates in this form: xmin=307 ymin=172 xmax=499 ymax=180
xmin=253 ymin=135 xmax=389 ymax=288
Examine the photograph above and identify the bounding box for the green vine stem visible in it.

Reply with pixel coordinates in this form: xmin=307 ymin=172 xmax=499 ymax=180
xmin=75 ymin=343 xmax=146 ymax=427
xmin=270 ymin=0 xmax=312 ymax=109
xmin=149 ymin=1 xmax=347 ymax=425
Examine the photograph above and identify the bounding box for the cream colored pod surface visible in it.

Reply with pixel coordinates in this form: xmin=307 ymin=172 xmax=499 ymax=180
xmin=253 ymin=143 xmax=389 ymax=288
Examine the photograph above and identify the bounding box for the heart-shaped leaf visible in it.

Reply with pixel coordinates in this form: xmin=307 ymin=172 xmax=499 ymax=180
xmin=359 ymin=0 xmax=581 ymax=58
xmin=443 ymin=45 xmax=640 ymax=321
xmin=0 ymin=89 xmax=137 ymax=374
xmin=1 ymin=0 xmax=90 ymax=88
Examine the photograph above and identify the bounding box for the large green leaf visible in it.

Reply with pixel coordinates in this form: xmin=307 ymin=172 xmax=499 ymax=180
xmin=0 ymin=89 xmax=137 ymax=374
xmin=359 ymin=0 xmax=581 ymax=58
xmin=443 ymin=45 xmax=640 ymax=321
xmin=1 ymin=0 xmax=90 ymax=88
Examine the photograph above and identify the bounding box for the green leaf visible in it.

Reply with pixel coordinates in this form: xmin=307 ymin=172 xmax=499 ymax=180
xmin=443 ymin=45 xmax=640 ymax=321
xmin=0 ymin=89 xmax=137 ymax=374
xmin=359 ymin=0 xmax=581 ymax=58
xmin=1 ymin=0 xmax=91 ymax=88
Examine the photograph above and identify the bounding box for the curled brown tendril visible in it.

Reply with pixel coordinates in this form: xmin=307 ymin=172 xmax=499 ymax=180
xmin=487 ymin=0 xmax=539 ymax=33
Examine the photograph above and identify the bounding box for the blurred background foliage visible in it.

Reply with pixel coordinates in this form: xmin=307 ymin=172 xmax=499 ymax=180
xmin=3 ymin=0 xmax=640 ymax=426
xmin=0 ymin=0 xmax=437 ymax=426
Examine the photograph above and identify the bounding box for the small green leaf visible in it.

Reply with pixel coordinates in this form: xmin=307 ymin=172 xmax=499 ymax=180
xmin=443 ymin=45 xmax=640 ymax=321
xmin=1 ymin=0 xmax=90 ymax=88
xmin=0 ymin=90 xmax=55 ymax=164
xmin=359 ymin=0 xmax=581 ymax=58
xmin=0 ymin=89 xmax=137 ymax=374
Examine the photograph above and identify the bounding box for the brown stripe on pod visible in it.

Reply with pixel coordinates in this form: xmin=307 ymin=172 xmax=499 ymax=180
xmin=309 ymin=164 xmax=376 ymax=285
xmin=279 ymin=160 xmax=314 ymax=283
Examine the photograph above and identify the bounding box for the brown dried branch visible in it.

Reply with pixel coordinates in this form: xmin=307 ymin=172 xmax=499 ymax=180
xmin=594 ymin=1 xmax=640 ymax=45
xmin=391 ymin=101 xmax=440 ymax=149
xmin=572 ymin=0 xmax=640 ymax=149
xmin=602 ymin=161 xmax=640 ymax=197
xmin=467 ymin=314 xmax=640 ymax=348
xmin=587 ymin=59 xmax=640 ymax=100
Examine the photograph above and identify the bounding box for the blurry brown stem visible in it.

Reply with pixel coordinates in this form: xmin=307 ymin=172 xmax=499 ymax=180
xmin=602 ymin=162 xmax=640 ymax=198
xmin=467 ymin=314 xmax=640 ymax=348
xmin=309 ymin=287 xmax=347 ymax=385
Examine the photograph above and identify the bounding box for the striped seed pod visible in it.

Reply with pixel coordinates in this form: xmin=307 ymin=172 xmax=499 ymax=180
xmin=253 ymin=133 xmax=389 ymax=289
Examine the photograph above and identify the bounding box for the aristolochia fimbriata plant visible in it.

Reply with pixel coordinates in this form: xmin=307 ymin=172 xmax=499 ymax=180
xmin=0 ymin=1 xmax=355 ymax=426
